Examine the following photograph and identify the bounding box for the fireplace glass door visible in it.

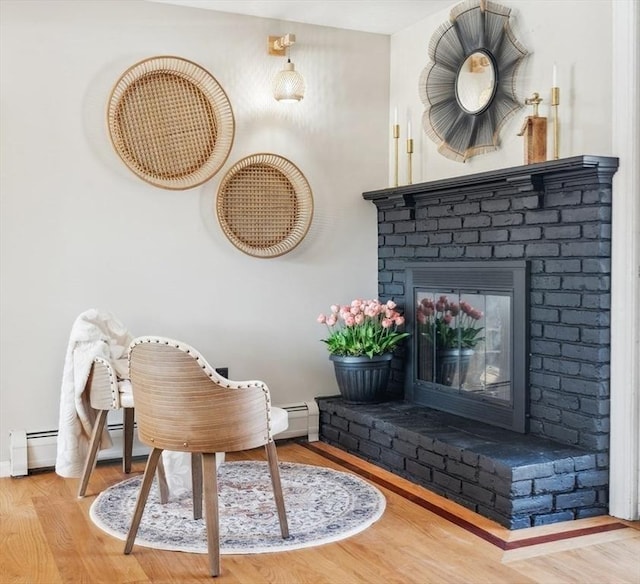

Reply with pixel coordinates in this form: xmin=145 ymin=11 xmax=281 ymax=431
xmin=406 ymin=261 xmax=528 ymax=432
xmin=416 ymin=290 xmax=512 ymax=406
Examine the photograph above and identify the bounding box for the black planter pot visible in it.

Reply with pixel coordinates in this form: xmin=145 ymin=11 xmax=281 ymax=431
xmin=329 ymin=353 xmax=393 ymax=404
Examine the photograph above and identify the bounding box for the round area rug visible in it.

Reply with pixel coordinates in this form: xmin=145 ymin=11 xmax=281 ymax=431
xmin=90 ymin=461 xmax=385 ymax=554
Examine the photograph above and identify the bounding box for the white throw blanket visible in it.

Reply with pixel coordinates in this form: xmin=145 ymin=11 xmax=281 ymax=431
xmin=55 ymin=309 xmax=132 ymax=478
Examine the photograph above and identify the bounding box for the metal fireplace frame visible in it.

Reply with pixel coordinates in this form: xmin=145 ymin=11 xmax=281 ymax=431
xmin=405 ymin=261 xmax=530 ymax=433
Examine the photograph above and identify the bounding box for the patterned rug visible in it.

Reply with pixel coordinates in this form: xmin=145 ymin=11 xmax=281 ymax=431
xmin=90 ymin=461 xmax=386 ymax=554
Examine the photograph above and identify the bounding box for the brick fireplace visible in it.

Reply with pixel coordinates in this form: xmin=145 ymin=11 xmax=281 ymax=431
xmin=317 ymin=156 xmax=619 ymax=528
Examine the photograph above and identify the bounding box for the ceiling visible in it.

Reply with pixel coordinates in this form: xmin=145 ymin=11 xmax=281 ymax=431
xmin=148 ymin=0 xmax=452 ymax=35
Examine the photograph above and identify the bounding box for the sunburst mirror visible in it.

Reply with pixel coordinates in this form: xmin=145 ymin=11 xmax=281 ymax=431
xmin=419 ymin=0 xmax=528 ymax=162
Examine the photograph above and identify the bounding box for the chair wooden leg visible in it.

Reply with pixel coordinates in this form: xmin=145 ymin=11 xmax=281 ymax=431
xmin=265 ymin=441 xmax=289 ymax=539
xmin=156 ymin=453 xmax=169 ymax=505
xmin=124 ymin=447 xmax=163 ymax=555
xmin=77 ymin=409 xmax=108 ymax=498
xmin=122 ymin=407 xmax=134 ymax=474
xmin=202 ymin=453 xmax=220 ymax=577
xmin=192 ymin=453 xmax=203 ymax=520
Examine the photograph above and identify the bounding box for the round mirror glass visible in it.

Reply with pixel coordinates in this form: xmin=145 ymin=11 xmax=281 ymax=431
xmin=456 ymin=51 xmax=496 ymax=114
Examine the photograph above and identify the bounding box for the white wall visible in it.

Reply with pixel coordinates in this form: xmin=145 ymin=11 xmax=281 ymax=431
xmin=390 ymin=0 xmax=613 ymax=183
xmin=0 ymin=0 xmax=389 ymax=464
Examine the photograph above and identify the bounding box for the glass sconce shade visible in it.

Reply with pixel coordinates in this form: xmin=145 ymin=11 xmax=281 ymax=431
xmin=273 ymin=59 xmax=305 ymax=102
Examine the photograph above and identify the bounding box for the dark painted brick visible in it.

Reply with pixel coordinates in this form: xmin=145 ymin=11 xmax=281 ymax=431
xmin=530 ymin=371 xmax=561 ymax=389
xmin=545 ymin=259 xmax=582 ymax=273
xmin=546 ymin=190 xmax=582 ymax=206
xmin=480 ymin=230 xmax=509 ymax=242
xmin=331 ymin=416 xmax=349 ymax=431
xmin=530 ymin=340 xmax=561 ymax=356
xmin=561 ymin=378 xmax=607 ymax=397
xmin=492 ymin=213 xmax=524 ymax=227
xmin=582 ymin=189 xmax=611 ymax=204
xmin=581 ymin=328 xmax=609 ymax=344
xmin=563 ymin=412 xmax=608 ymax=433
xmin=441 ymin=247 xmax=465 ymax=258
xmin=380 ymin=447 xmax=405 ymax=470
xmin=462 ymin=450 xmax=479 ymax=466
xmin=576 ymin=507 xmax=607 ymax=519
xmin=554 ymin=458 xmax=575 ymax=473
xmin=580 ymin=397 xmax=609 ymax=416
xmin=481 ymin=199 xmax=510 ymax=212
xmin=583 ymin=223 xmax=612 ymax=240
xmin=384 ymin=235 xmax=406 ymax=246
xmin=463 ymin=215 xmax=491 ymax=228
xmin=535 ymin=421 xmax=579 ymax=444
xmin=433 ymin=470 xmax=462 ymax=493
xmin=386 ymin=209 xmax=413 ymax=221
xmin=416 ymin=247 xmax=440 ymax=258
xmin=447 ymin=460 xmax=477 ymax=481
xmin=322 ymin=425 xmax=340 ymax=442
xmin=406 ymin=459 xmax=432 ymax=482
xmin=494 ymin=244 xmax=525 ymax=258
xmin=562 ymin=207 xmax=611 ymax=223
xmin=576 ymin=470 xmax=608 ymax=488
xmin=395 ymin=223 xmax=416 ymax=234
xmin=581 ymin=293 xmax=611 ymax=309
xmin=358 ymin=439 xmax=381 ymax=459
xmin=512 ymin=462 xmax=555 ymax=481
xmin=533 ymin=511 xmax=575 ymax=526
xmin=465 ymin=246 xmax=493 ymax=258
xmin=563 ymin=276 xmax=610 ymax=291
xmin=579 ymin=433 xmax=609 ymax=451
xmin=526 ymin=243 xmax=560 ymax=257
xmin=562 ymin=344 xmax=609 ymax=362
xmin=415 ymin=219 xmax=438 ymax=231
xmin=370 ymin=429 xmax=392 ymax=447
xmin=430 ymin=232 xmax=453 ymax=244
xmin=573 ymin=454 xmax=597 ymax=471
xmin=531 ymin=307 xmax=560 ymax=322
xmin=454 ymin=202 xmax=481 ymax=215
xmin=561 ymin=241 xmax=610 ymax=257
xmin=338 ymin=433 xmax=359 ymax=451
xmin=510 ymin=495 xmax=554 ymax=515
xmin=438 ymin=217 xmax=463 ymax=230
xmin=427 ymin=205 xmax=454 ymax=218
xmin=544 ymin=225 xmax=581 ymax=239
xmin=544 ymin=294 xmax=581 ymax=308
xmin=533 ymin=474 xmax=575 ymax=494
xmin=540 ymin=390 xmax=580 ymax=411
xmin=453 ymin=231 xmax=480 ymax=244
xmin=418 ymin=449 xmax=446 ymax=470
xmin=511 ymin=195 xmax=540 ymax=210
xmin=532 ymin=275 xmax=562 ymax=289
xmin=530 ymin=404 xmax=562 ymax=423
xmin=525 ymin=210 xmax=560 ymax=224
xmin=555 ymin=490 xmax=597 ymax=508
xmin=462 ymin=482 xmax=494 ymax=506
xmin=542 ymin=357 xmax=581 ymax=375
xmin=393 ymin=438 xmax=418 ymax=459
xmin=510 ymin=227 xmax=542 ymax=241
xmin=561 ymin=310 xmax=609 ymax=327
xmin=582 ymin=258 xmax=611 ymax=273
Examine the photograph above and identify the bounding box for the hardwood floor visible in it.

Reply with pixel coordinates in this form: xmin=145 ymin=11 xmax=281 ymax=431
xmin=1 ymin=440 xmax=638 ymax=583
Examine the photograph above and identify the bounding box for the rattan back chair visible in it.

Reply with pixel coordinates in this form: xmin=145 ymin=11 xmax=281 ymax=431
xmin=124 ymin=336 xmax=289 ymax=578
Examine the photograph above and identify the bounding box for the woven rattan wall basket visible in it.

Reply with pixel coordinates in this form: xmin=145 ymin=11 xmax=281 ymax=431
xmin=107 ymin=56 xmax=234 ymax=190
xmin=216 ymin=154 xmax=313 ymax=258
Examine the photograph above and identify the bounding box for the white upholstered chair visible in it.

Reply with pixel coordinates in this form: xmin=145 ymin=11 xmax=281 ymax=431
xmin=125 ymin=336 xmax=290 ymax=577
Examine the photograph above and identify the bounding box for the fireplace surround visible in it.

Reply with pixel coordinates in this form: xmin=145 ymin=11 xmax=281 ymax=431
xmin=318 ymin=156 xmax=618 ymax=528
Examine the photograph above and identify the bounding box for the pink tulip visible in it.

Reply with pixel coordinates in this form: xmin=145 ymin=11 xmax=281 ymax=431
xmin=449 ymin=302 xmax=460 ymax=316
xmin=382 ymin=318 xmax=392 ymax=329
xmin=395 ymin=316 xmax=405 ymax=326
xmin=317 ymin=314 xmax=327 ymax=324
xmin=386 ymin=300 xmax=397 ymax=310
xmin=443 ymin=314 xmax=453 ymax=325
xmin=326 ymin=315 xmax=337 ymax=326
xmin=330 ymin=304 xmax=339 ymax=314
xmin=344 ymin=315 xmax=356 ymax=327
xmin=355 ymin=313 xmax=365 ymax=325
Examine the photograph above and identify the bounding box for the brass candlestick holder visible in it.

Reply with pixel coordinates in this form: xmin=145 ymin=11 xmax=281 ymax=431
xmin=551 ymin=86 xmax=560 ymax=159
xmin=406 ymin=138 xmax=414 ymax=185
xmin=393 ymin=124 xmax=400 ymax=187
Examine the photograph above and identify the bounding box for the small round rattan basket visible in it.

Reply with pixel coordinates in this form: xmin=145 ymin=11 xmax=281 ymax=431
xmin=216 ymin=154 xmax=313 ymax=258
xmin=107 ymin=56 xmax=234 ymax=190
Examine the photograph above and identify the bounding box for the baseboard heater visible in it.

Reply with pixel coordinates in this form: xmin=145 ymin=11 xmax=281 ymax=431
xmin=5 ymin=400 xmax=319 ymax=477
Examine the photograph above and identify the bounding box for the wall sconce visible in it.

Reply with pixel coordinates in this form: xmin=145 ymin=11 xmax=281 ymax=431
xmin=268 ymin=33 xmax=305 ymax=102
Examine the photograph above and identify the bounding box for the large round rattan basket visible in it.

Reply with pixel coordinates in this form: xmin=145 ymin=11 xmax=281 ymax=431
xmin=216 ymin=154 xmax=313 ymax=258
xmin=107 ymin=56 xmax=235 ymax=190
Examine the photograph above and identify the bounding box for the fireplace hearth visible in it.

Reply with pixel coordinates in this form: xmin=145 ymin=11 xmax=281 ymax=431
xmin=317 ymin=156 xmax=618 ymax=529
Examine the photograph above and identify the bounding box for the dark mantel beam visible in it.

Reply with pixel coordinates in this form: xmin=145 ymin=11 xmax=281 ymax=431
xmin=363 ymin=155 xmax=619 ymax=209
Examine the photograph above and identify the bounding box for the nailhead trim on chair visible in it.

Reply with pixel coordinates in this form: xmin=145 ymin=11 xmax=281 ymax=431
xmin=94 ymin=356 xmax=121 ymax=409
xmin=129 ymin=336 xmax=274 ymax=439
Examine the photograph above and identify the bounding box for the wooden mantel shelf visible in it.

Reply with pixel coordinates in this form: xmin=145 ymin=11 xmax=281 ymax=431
xmin=363 ymin=155 xmax=619 ymax=208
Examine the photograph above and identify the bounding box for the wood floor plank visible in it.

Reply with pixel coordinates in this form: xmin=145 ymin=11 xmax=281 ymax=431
xmin=1 ymin=440 xmax=639 ymax=584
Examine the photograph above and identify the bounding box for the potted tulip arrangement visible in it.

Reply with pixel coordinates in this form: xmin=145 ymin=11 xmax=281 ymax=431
xmin=416 ymin=295 xmax=484 ymax=386
xmin=317 ymin=299 xmax=409 ymax=403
